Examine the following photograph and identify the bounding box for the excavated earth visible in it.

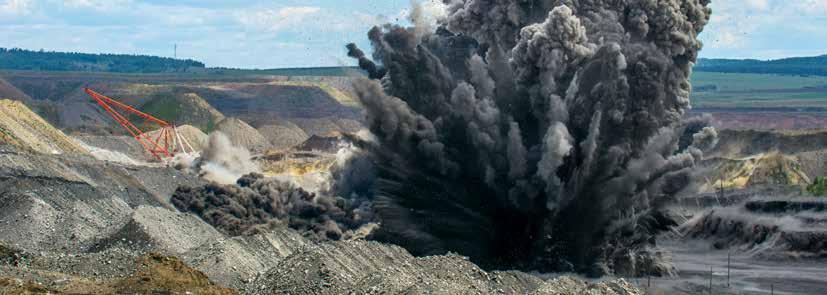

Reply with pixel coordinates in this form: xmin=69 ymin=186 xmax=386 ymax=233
xmin=703 ymin=129 xmax=827 ymax=190
xmin=0 ymin=90 xmax=642 ymax=293
xmin=0 ymin=139 xmax=641 ymax=293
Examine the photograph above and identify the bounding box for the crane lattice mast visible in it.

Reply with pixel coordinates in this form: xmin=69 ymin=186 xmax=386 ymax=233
xmin=84 ymin=88 xmax=195 ymax=161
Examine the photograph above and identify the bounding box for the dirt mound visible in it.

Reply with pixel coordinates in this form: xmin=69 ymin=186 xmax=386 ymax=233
xmin=92 ymin=206 xmax=224 ymax=255
xmin=0 ymin=248 xmax=235 ymax=295
xmin=0 ymin=145 xmax=201 ymax=253
xmin=183 ymin=228 xmax=313 ymax=290
xmin=111 ymin=253 xmax=235 ymax=295
xmin=138 ymin=92 xmax=225 ymax=133
xmin=194 ymin=83 xmax=362 ymax=126
xmin=256 ymin=122 xmax=309 ymax=150
xmin=0 ymin=78 xmax=32 ymax=102
xmin=701 ymin=153 xmax=811 ymax=191
xmin=292 ymin=117 xmax=362 ymax=136
xmin=214 ymin=118 xmax=271 ymax=152
xmin=297 ymin=134 xmax=343 ymax=153
xmin=0 ymin=99 xmax=88 ymax=155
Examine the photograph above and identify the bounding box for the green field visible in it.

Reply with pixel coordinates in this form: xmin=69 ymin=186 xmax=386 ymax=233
xmin=690 ymin=72 xmax=827 ymax=108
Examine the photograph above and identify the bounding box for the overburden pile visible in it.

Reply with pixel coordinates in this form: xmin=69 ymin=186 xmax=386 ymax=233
xmin=345 ymin=0 xmax=715 ymax=276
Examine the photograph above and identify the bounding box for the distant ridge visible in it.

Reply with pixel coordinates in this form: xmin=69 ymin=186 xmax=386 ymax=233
xmin=0 ymin=48 xmax=204 ymax=73
xmin=696 ymin=54 xmax=827 ymax=76
xmin=0 ymin=47 xmax=362 ymax=76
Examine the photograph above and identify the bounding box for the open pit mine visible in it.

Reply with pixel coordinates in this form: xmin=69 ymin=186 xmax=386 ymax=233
xmin=0 ymin=0 xmax=826 ymax=294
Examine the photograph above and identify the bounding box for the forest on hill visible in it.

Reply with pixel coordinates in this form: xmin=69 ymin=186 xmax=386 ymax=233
xmin=0 ymin=48 xmax=358 ymax=76
xmin=696 ymin=55 xmax=827 ymax=76
xmin=7 ymin=47 xmax=825 ymax=77
xmin=0 ymin=48 xmax=205 ymax=73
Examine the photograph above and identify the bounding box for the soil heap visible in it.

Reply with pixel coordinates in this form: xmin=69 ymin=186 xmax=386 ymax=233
xmin=0 ymin=99 xmax=88 ymax=155
xmin=214 ymin=118 xmax=271 ymax=153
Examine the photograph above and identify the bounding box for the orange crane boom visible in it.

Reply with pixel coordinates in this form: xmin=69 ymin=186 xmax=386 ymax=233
xmin=84 ymin=87 xmax=190 ymax=161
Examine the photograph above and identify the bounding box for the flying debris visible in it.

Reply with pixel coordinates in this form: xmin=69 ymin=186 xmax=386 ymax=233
xmin=345 ymin=0 xmax=714 ymax=277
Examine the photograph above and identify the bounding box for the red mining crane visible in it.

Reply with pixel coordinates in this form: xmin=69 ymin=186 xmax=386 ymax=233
xmin=84 ymin=88 xmax=196 ymax=162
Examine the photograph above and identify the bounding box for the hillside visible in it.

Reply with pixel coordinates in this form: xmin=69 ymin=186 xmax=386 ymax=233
xmin=0 ymin=48 xmax=204 ymax=73
xmin=0 ymin=71 xmax=363 ymax=137
xmin=0 ymin=99 xmax=88 ymax=155
xmin=701 ymin=129 xmax=827 ymax=191
xmin=135 ymin=91 xmax=225 ymax=133
xmin=696 ymin=55 xmax=827 ymax=76
xmin=0 ymin=48 xmax=362 ymax=77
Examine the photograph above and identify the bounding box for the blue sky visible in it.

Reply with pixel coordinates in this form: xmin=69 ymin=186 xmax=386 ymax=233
xmin=0 ymin=0 xmax=825 ymax=68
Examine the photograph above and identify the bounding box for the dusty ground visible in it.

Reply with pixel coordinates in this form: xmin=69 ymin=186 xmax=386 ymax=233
xmin=0 ymin=139 xmax=642 ymax=294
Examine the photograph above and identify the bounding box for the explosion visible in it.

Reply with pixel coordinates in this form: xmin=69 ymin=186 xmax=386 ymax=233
xmin=344 ymin=0 xmax=714 ymax=276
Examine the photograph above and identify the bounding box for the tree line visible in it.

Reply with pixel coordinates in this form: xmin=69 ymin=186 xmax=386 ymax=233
xmin=0 ymin=48 xmax=205 ymax=73
xmin=696 ymin=55 xmax=827 ymax=77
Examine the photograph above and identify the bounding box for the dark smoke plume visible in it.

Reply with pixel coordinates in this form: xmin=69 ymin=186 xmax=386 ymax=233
xmin=346 ymin=43 xmax=386 ymax=79
xmin=346 ymin=0 xmax=713 ymax=276
xmin=172 ymin=173 xmax=374 ymax=241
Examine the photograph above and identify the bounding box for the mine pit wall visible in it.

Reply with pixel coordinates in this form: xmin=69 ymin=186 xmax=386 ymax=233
xmin=681 ymin=197 xmax=827 ymax=258
xmin=0 ymin=145 xmax=201 ymax=253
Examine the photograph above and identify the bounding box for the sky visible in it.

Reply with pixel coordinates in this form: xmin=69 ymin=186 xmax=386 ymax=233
xmin=0 ymin=0 xmax=826 ymax=69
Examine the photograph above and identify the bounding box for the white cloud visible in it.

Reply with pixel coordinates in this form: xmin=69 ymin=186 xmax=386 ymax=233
xmin=744 ymin=0 xmax=769 ymax=10
xmin=237 ymin=6 xmax=321 ymax=32
xmin=58 ymin=0 xmax=134 ymax=12
xmin=793 ymin=0 xmax=827 ymax=13
xmin=0 ymin=0 xmax=33 ymax=15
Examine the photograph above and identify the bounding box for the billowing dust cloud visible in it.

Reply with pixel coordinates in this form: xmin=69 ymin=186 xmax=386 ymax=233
xmin=174 ymin=132 xmax=260 ymax=185
xmin=345 ymin=0 xmax=713 ymax=276
xmin=172 ymin=173 xmax=375 ymax=240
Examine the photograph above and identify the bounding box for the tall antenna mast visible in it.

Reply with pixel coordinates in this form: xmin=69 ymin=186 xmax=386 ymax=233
xmin=174 ymin=44 xmax=177 ymax=59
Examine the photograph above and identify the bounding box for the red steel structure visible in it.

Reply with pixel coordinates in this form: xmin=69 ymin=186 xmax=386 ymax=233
xmin=84 ymin=88 xmax=193 ymax=161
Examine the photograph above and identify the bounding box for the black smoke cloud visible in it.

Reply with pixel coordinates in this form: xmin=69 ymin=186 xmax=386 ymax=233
xmin=345 ymin=0 xmax=713 ymax=276
xmin=346 ymin=43 xmax=386 ymax=80
xmin=172 ymin=173 xmax=374 ymax=241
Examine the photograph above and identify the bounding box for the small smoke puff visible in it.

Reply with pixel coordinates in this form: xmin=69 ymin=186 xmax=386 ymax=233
xmin=198 ymin=132 xmax=260 ymax=185
xmin=172 ymin=152 xmax=198 ymax=170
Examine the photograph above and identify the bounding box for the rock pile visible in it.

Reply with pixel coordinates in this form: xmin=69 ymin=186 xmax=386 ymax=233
xmin=215 ymin=118 xmax=271 ymax=152
xmin=0 ymin=99 xmax=88 ymax=155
